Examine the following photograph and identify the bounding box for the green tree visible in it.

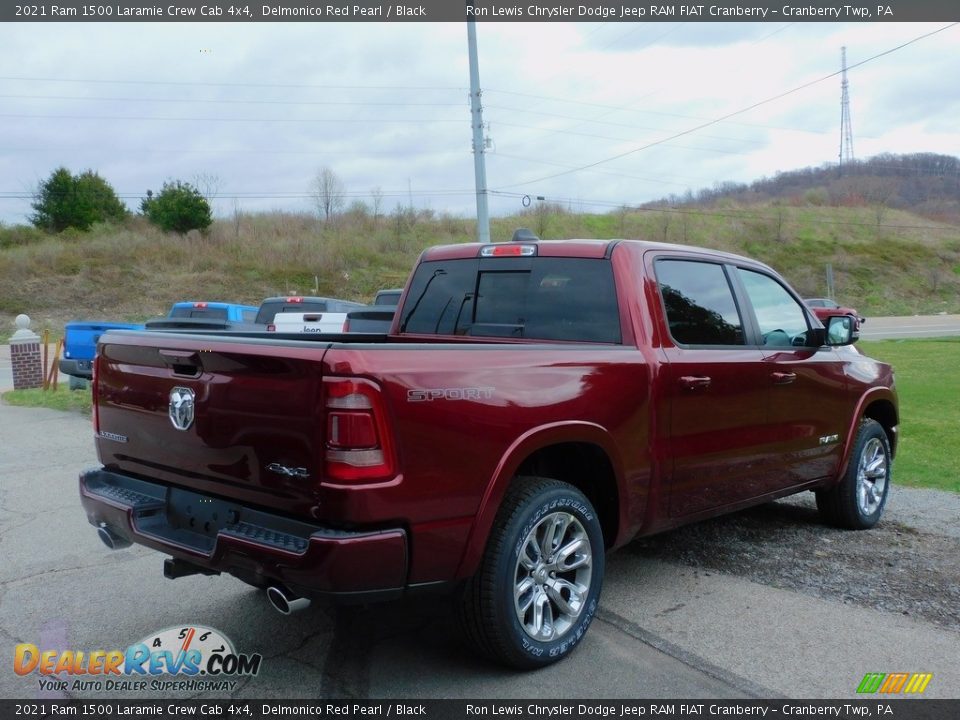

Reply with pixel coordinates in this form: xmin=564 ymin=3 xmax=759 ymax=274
xmin=31 ymin=167 xmax=128 ymax=232
xmin=141 ymin=181 xmax=212 ymax=234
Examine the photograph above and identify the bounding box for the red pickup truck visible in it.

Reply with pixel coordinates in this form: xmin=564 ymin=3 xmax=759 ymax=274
xmin=79 ymin=236 xmax=898 ymax=669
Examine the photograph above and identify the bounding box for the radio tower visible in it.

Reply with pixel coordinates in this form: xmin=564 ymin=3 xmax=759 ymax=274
xmin=839 ymin=46 xmax=855 ymax=175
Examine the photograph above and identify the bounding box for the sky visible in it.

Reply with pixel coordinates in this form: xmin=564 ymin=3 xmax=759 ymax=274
xmin=1 ymin=19 xmax=959 ymax=226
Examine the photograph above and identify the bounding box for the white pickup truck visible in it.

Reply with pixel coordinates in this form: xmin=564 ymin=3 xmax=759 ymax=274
xmin=266 ymin=312 xmax=349 ymax=334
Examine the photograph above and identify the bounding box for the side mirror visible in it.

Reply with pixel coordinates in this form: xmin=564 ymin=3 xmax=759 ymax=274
xmin=825 ymin=315 xmax=855 ymax=346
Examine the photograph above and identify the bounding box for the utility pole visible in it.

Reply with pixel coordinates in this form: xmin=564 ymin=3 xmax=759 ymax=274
xmin=839 ymin=46 xmax=855 ymax=176
xmin=467 ymin=6 xmax=491 ymax=243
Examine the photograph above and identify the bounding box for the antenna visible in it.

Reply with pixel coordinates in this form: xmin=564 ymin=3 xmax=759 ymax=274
xmin=839 ymin=46 xmax=855 ymax=176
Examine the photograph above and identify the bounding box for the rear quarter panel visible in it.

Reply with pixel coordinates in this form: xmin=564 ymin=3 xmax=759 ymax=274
xmin=320 ymin=342 xmax=652 ymax=583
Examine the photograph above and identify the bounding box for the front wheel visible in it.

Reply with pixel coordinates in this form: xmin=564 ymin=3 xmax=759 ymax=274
xmin=457 ymin=477 xmax=605 ymax=669
xmin=816 ymin=419 xmax=891 ymax=529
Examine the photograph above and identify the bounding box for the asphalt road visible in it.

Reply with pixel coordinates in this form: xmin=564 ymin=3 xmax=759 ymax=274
xmin=1 ymin=403 xmax=957 ymax=701
xmin=859 ymin=314 xmax=960 ymax=340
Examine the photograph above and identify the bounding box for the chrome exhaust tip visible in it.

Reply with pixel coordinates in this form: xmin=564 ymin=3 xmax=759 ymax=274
xmin=97 ymin=524 xmax=131 ymax=550
xmin=266 ymin=585 xmax=311 ymax=615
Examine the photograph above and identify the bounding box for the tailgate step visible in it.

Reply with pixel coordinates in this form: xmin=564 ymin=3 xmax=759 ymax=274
xmin=222 ymin=522 xmax=309 ymax=553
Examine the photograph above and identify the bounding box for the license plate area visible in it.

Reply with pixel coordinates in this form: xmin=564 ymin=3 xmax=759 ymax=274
xmin=167 ymin=487 xmax=239 ymax=539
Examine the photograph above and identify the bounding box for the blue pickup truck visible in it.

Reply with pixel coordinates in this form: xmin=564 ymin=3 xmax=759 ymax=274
xmin=61 ymin=321 xmax=143 ymax=388
xmin=61 ymin=301 xmax=257 ymax=388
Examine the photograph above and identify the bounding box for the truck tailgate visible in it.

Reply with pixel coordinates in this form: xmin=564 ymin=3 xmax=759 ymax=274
xmin=95 ymin=332 xmax=333 ymax=517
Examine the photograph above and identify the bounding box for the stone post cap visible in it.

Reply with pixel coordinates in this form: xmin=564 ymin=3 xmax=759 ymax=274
xmin=10 ymin=313 xmax=41 ymax=343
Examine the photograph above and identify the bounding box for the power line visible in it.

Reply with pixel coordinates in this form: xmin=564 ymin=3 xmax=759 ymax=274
xmin=0 ymin=93 xmax=467 ymax=108
xmin=595 ymin=21 xmax=684 ymax=53
xmin=0 ymin=189 xmax=476 ymax=200
xmin=0 ymin=75 xmax=465 ymax=92
xmin=0 ymin=113 xmax=466 ymax=124
xmin=493 ymin=121 xmax=755 ymax=156
xmin=490 ymin=152 xmax=700 ymax=187
xmin=492 ymin=23 xmax=960 ymax=192
xmin=0 ymin=146 xmax=461 ymax=157
xmin=485 ymin=105 xmax=764 ymax=145
xmin=485 ymin=88 xmax=854 ymax=137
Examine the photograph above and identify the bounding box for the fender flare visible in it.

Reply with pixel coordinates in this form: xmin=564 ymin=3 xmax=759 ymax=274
xmin=836 ymin=387 xmax=899 ymax=480
xmin=454 ymin=421 xmax=626 ymax=579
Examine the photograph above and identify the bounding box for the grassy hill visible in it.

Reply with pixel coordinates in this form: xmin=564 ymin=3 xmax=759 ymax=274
xmin=2 ymin=201 xmax=959 ymax=341
xmin=652 ymin=152 xmax=960 ymax=225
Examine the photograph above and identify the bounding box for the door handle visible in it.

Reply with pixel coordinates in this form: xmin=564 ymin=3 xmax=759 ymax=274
xmin=679 ymin=375 xmax=711 ymax=390
xmin=159 ymin=349 xmax=202 ymax=376
xmin=771 ymin=371 xmax=797 ymax=385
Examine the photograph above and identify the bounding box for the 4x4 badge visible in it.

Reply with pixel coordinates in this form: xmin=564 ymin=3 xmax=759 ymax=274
xmin=169 ymin=387 xmax=195 ymax=431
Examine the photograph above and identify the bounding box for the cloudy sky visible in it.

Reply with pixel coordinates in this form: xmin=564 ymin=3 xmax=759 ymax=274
xmin=1 ymin=19 xmax=958 ymax=225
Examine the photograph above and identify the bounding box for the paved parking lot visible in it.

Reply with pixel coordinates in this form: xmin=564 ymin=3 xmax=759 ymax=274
xmin=1 ymin=403 xmax=957 ymax=701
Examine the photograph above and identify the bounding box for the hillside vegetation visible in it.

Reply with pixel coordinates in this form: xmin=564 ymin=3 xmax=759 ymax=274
xmin=654 ymin=153 xmax=960 ymax=224
xmin=1 ymin=199 xmax=959 ymax=340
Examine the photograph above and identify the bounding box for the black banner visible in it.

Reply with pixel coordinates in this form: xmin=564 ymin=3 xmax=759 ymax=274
xmin=3 ymin=700 xmax=960 ymax=720
xmin=4 ymin=0 xmax=959 ymax=23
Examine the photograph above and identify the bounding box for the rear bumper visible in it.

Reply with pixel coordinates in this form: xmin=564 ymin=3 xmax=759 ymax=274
xmin=79 ymin=468 xmax=407 ymax=599
xmin=60 ymin=358 xmax=93 ymax=379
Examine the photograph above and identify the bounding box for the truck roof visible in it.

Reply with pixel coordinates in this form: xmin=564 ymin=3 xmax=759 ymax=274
xmin=420 ymin=239 xmax=764 ymax=267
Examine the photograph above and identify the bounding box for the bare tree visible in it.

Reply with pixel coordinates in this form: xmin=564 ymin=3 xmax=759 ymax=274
xmin=659 ymin=211 xmax=671 ymax=242
xmin=193 ymin=172 xmax=224 ymax=204
xmin=311 ymin=167 xmax=345 ymax=221
xmin=370 ymin=186 xmax=384 ymax=227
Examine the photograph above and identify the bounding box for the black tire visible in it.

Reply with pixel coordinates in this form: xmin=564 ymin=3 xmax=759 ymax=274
xmin=457 ymin=476 xmax=605 ymax=670
xmin=68 ymin=375 xmax=88 ymax=391
xmin=816 ymin=419 xmax=891 ymax=529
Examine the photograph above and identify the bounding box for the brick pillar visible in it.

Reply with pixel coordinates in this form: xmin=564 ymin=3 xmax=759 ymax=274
xmin=10 ymin=314 xmax=43 ymax=390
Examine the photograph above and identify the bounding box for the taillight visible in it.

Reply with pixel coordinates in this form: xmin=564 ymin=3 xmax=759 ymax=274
xmin=267 ymin=324 xmax=276 ymax=331
xmin=341 ymin=318 xmax=349 ymax=332
xmin=193 ymin=302 xmax=208 ymax=308
xmin=92 ymin=354 xmax=100 ymax=433
xmin=323 ymin=377 xmax=395 ymax=482
xmin=286 ymin=297 xmax=304 ymax=304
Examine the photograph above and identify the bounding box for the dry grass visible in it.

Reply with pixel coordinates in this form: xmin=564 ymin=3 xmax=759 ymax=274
xmin=2 ymin=203 xmax=959 ymax=340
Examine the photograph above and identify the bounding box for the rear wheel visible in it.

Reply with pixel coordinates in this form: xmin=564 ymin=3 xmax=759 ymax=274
xmin=816 ymin=419 xmax=891 ymax=529
xmin=68 ymin=375 xmax=88 ymax=391
xmin=458 ymin=476 xmax=604 ymax=669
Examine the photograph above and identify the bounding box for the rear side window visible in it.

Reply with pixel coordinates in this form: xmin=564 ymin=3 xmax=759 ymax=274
xmin=255 ymin=301 xmax=327 ymax=324
xmin=326 ymin=300 xmax=365 ymax=313
xmin=169 ymin=306 xmax=228 ymax=321
xmin=374 ymin=291 xmax=402 ymax=306
xmin=399 ymin=258 xmax=621 ymax=343
xmin=655 ymin=260 xmax=744 ymax=346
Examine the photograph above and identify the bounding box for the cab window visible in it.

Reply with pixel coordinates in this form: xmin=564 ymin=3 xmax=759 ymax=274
xmin=738 ymin=269 xmax=813 ymax=347
xmin=655 ymin=260 xmax=745 ymax=346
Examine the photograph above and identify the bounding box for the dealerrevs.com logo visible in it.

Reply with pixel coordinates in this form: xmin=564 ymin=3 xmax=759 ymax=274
xmin=14 ymin=625 xmax=262 ymax=693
